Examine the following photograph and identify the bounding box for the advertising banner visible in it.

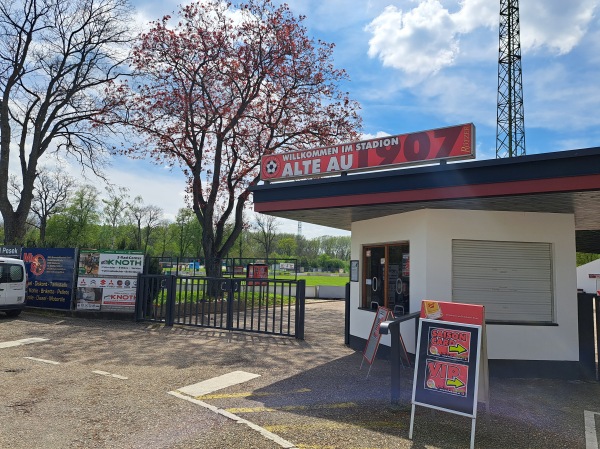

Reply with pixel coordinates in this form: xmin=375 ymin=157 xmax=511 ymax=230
xmin=76 ymin=276 xmax=138 ymax=311
xmin=100 ymin=288 xmax=136 ymax=309
xmin=79 ymin=250 xmax=144 ymax=276
xmin=77 ymin=250 xmax=143 ymax=312
xmin=22 ymin=248 xmax=77 ymax=310
xmin=261 ymin=123 xmax=475 ymax=181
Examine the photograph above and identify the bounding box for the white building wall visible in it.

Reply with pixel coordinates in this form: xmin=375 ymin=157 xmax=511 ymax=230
xmin=351 ymin=209 xmax=428 ymax=351
xmin=351 ymin=209 xmax=579 ymax=362
xmin=576 ymin=258 xmax=600 ymax=294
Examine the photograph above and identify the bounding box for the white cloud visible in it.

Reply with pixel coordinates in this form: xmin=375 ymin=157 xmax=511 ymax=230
xmin=520 ymin=0 xmax=598 ymax=55
xmin=366 ymin=1 xmax=458 ymax=77
xmin=361 ymin=131 xmax=391 ymax=140
xmin=365 ymin=0 xmax=598 ymax=81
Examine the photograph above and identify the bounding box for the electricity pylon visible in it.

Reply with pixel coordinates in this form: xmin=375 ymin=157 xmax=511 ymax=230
xmin=496 ymin=0 xmax=525 ymax=158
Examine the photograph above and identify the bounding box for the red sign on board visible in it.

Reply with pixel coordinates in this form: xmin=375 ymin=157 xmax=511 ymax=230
xmin=428 ymin=326 xmax=472 ymax=362
xmin=425 ymin=359 xmax=469 ymax=397
xmin=261 ymin=123 xmax=475 ymax=181
xmin=420 ymin=300 xmax=484 ymax=326
xmin=247 ymin=263 xmax=268 ymax=286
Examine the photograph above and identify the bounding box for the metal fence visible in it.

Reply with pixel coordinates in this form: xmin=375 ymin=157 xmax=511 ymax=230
xmin=148 ymin=257 xmax=298 ymax=278
xmin=135 ymin=274 xmax=305 ymax=339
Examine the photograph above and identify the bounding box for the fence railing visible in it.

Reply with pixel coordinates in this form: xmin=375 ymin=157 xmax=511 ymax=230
xmin=135 ymin=274 xmax=305 ymax=339
xmin=380 ymin=312 xmax=421 ymax=404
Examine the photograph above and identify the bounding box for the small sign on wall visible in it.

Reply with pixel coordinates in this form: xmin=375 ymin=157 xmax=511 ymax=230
xmin=350 ymin=260 xmax=359 ymax=282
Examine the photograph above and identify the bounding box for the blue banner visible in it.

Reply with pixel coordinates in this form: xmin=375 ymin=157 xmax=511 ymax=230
xmin=22 ymin=248 xmax=77 ymax=310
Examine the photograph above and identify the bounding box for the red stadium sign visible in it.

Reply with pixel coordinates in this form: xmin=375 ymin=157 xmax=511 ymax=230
xmin=261 ymin=123 xmax=475 ymax=181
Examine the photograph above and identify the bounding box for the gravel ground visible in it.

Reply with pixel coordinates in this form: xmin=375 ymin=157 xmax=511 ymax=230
xmin=1 ymin=300 xmax=599 ymax=448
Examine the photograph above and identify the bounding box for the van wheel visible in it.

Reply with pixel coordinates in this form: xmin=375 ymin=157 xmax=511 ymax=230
xmin=5 ymin=310 xmax=22 ymax=317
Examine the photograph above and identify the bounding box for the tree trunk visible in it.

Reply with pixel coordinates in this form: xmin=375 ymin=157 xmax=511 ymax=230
xmin=39 ymin=216 xmax=47 ymax=246
xmin=204 ymin=253 xmax=223 ymax=278
xmin=1 ymin=208 xmax=28 ymax=245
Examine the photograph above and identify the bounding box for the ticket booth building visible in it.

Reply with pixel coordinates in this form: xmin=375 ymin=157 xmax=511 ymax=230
xmin=253 ymin=140 xmax=600 ymax=378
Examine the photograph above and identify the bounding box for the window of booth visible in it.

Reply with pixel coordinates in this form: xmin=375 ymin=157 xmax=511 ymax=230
xmin=362 ymin=242 xmax=409 ymax=315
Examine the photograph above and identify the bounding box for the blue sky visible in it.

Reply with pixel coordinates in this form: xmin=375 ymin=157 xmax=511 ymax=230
xmin=109 ymin=0 xmax=600 ymax=237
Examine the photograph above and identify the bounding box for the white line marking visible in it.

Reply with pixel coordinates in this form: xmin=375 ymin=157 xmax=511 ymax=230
xmin=585 ymin=410 xmax=599 ymax=449
xmin=168 ymin=391 xmax=297 ymax=449
xmin=23 ymin=357 xmax=60 ymax=365
xmin=0 ymin=338 xmax=48 ymax=349
xmin=177 ymin=370 xmax=260 ymax=397
xmin=92 ymin=370 xmax=128 ymax=380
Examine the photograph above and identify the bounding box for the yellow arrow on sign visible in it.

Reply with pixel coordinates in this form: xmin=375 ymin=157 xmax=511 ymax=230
xmin=448 ymin=344 xmax=467 ymax=354
xmin=446 ymin=377 xmax=465 ymax=388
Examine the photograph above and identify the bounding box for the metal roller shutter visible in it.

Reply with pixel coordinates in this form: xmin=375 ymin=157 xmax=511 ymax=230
xmin=452 ymin=240 xmax=554 ymax=323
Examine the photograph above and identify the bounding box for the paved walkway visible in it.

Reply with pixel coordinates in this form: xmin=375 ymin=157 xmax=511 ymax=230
xmin=0 ymin=300 xmax=599 ymax=448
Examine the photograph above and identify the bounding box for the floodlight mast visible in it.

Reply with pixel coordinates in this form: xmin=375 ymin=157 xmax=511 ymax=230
xmin=496 ymin=0 xmax=526 ymax=158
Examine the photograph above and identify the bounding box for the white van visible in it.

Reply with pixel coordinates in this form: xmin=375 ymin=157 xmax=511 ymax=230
xmin=0 ymin=257 xmax=27 ymax=317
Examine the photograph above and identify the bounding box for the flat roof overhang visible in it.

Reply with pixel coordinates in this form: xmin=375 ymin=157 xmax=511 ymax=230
xmin=251 ymin=147 xmax=600 ymax=253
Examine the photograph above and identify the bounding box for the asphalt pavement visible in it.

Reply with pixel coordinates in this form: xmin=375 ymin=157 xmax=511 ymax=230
xmin=0 ymin=300 xmax=599 ymax=448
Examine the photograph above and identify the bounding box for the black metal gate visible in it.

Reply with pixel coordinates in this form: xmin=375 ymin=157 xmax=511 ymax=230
xmin=135 ymin=274 xmax=305 ymax=339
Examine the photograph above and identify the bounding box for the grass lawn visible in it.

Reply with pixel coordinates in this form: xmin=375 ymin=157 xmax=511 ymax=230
xmin=286 ymin=274 xmax=349 ymax=287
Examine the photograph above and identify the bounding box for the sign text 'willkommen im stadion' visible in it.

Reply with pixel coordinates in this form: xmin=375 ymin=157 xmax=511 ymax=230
xmin=261 ymin=123 xmax=475 ymax=181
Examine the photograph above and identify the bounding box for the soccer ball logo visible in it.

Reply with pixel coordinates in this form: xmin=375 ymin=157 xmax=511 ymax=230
xmin=264 ymin=157 xmax=279 ymax=176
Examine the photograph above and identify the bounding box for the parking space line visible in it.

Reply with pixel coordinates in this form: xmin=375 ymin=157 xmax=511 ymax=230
xmin=0 ymin=337 xmax=48 ymax=349
xmin=168 ymin=390 xmax=297 ymax=449
xmin=23 ymin=357 xmax=60 ymax=365
xmin=93 ymin=370 xmax=128 ymax=380
xmin=176 ymin=370 xmax=260 ymax=397
xmin=295 ymin=446 xmax=384 ymax=449
xmin=227 ymin=402 xmax=358 ymax=414
xmin=199 ymin=388 xmax=311 ymax=400
xmin=585 ymin=410 xmax=599 ymax=449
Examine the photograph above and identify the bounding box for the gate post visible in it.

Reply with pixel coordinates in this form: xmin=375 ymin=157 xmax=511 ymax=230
xmin=135 ymin=272 xmax=143 ymax=322
xmin=226 ymin=279 xmax=235 ymax=330
xmin=345 ymin=282 xmax=350 ymax=345
xmin=295 ymin=280 xmax=306 ymax=340
xmin=578 ymin=292 xmax=597 ymax=380
xmin=165 ymin=275 xmax=177 ymax=327
xmin=597 ymin=296 xmax=600 ymax=381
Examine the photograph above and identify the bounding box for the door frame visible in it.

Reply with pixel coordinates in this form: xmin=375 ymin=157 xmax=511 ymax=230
xmin=361 ymin=242 xmax=409 ymax=311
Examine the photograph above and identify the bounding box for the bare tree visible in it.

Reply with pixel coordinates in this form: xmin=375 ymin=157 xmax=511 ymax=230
xmin=0 ymin=0 xmax=134 ymax=244
xmin=31 ymin=167 xmax=77 ymax=245
xmin=102 ymin=185 xmax=129 ymax=247
xmin=154 ymin=219 xmax=175 ymax=258
xmin=141 ymin=204 xmax=162 ymax=253
xmin=7 ymin=167 xmax=76 ymax=245
xmin=128 ymin=196 xmax=163 ymax=252
xmin=63 ymin=184 xmax=100 ymax=247
xmin=253 ymin=214 xmax=278 ymax=259
xmin=175 ymin=208 xmax=195 ymax=258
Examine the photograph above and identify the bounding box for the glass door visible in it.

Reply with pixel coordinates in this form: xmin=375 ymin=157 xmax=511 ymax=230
xmin=363 ymin=243 xmax=410 ymax=315
xmin=364 ymin=246 xmax=385 ymax=309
